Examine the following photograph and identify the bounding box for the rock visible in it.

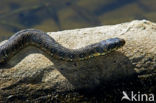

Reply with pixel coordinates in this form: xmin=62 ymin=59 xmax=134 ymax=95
xmin=0 ymin=20 xmax=156 ymax=102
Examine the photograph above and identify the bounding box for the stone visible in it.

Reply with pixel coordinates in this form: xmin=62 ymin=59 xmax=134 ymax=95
xmin=0 ymin=20 xmax=155 ymax=102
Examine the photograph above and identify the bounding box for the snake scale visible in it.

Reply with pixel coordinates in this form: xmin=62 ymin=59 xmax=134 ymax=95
xmin=0 ymin=29 xmax=125 ymax=64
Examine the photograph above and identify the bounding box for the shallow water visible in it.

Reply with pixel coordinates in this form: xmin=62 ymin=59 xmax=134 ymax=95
xmin=0 ymin=0 xmax=155 ymax=41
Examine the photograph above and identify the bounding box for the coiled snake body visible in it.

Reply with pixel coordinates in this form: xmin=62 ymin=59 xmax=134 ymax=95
xmin=0 ymin=29 xmax=125 ymax=64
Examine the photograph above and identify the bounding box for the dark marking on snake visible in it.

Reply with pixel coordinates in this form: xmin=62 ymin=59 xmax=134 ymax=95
xmin=0 ymin=29 xmax=125 ymax=64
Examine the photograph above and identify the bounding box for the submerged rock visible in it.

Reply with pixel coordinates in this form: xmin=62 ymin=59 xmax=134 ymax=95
xmin=0 ymin=20 xmax=155 ymax=102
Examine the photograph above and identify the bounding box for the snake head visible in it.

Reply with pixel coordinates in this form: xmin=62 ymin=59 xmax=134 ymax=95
xmin=99 ymin=38 xmax=125 ymax=51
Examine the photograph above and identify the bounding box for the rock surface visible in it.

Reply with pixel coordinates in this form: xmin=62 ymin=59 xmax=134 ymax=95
xmin=0 ymin=20 xmax=156 ymax=102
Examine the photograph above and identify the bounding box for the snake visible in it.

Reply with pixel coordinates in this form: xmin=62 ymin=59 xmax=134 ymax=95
xmin=0 ymin=29 xmax=125 ymax=64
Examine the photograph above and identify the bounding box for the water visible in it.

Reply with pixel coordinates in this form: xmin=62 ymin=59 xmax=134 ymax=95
xmin=0 ymin=0 xmax=155 ymax=41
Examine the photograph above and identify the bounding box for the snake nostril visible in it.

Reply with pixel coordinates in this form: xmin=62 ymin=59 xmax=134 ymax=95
xmin=119 ymin=39 xmax=125 ymax=46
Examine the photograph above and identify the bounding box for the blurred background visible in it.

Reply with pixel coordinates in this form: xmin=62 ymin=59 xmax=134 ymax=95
xmin=0 ymin=0 xmax=155 ymax=41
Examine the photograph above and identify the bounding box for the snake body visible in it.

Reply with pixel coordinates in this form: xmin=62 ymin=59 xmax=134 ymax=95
xmin=0 ymin=29 xmax=125 ymax=64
